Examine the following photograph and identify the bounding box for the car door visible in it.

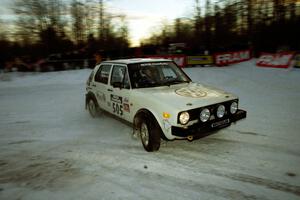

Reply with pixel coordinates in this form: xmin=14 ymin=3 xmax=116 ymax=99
xmin=93 ymin=64 xmax=112 ymax=112
xmin=108 ymin=64 xmax=132 ymax=122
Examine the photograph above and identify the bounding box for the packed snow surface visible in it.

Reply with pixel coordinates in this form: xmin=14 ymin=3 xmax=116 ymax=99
xmin=0 ymin=60 xmax=300 ymax=200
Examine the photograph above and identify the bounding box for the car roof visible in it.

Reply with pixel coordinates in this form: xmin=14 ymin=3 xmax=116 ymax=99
xmin=101 ymin=58 xmax=172 ymax=65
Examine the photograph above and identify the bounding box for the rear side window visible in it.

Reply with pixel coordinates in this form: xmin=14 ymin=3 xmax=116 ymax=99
xmin=94 ymin=65 xmax=111 ymax=84
xmin=86 ymin=71 xmax=94 ymax=86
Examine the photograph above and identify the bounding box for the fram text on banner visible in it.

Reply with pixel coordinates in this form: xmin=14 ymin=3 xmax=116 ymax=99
xmin=214 ymin=50 xmax=251 ymax=66
xmin=256 ymin=52 xmax=295 ymax=68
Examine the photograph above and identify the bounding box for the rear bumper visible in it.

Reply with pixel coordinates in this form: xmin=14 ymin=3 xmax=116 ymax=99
xmin=171 ymin=109 xmax=247 ymax=137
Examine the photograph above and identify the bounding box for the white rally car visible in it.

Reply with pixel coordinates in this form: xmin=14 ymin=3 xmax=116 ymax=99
xmin=85 ymin=58 xmax=246 ymax=152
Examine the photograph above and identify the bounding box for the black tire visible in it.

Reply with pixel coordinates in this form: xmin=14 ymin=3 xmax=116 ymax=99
xmin=87 ymin=97 xmax=99 ymax=118
xmin=139 ymin=114 xmax=161 ymax=152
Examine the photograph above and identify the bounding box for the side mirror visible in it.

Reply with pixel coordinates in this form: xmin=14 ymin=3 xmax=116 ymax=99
xmin=112 ymin=82 xmax=123 ymax=88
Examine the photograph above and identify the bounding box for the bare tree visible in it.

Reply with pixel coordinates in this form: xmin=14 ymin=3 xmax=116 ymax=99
xmin=47 ymin=0 xmax=66 ymax=35
xmin=118 ymin=16 xmax=129 ymax=43
xmin=13 ymin=0 xmax=48 ymax=43
xmin=71 ymin=0 xmax=85 ymax=44
xmin=13 ymin=0 xmax=67 ymax=44
xmin=98 ymin=0 xmax=104 ymax=41
xmin=193 ymin=0 xmax=203 ymax=50
xmin=84 ymin=0 xmax=97 ymax=39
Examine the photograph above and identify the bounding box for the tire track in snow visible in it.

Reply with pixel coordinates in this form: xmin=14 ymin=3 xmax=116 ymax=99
xmin=213 ymin=172 xmax=300 ymax=197
xmin=147 ymin=144 xmax=300 ymax=198
xmin=76 ymin=151 xmax=267 ymax=200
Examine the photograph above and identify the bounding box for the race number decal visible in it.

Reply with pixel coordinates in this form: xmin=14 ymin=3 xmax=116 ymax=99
xmin=111 ymin=94 xmax=122 ymax=104
xmin=112 ymin=103 xmax=123 ymax=116
xmin=111 ymin=94 xmax=123 ymax=116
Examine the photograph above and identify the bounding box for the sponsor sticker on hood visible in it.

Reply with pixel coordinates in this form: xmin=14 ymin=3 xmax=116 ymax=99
xmin=175 ymin=85 xmax=207 ymax=98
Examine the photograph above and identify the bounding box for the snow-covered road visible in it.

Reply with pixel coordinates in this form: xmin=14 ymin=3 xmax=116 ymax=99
xmin=0 ymin=60 xmax=300 ymax=200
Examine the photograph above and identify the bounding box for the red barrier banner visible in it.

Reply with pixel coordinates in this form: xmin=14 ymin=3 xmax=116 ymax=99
xmin=256 ymin=52 xmax=294 ymax=68
xmin=214 ymin=50 xmax=251 ymax=66
xmin=145 ymin=55 xmax=187 ymax=68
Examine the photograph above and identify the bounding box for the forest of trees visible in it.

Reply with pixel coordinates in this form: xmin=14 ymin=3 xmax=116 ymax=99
xmin=142 ymin=0 xmax=300 ymax=55
xmin=0 ymin=0 xmax=130 ymax=67
xmin=0 ymin=0 xmax=299 ymax=69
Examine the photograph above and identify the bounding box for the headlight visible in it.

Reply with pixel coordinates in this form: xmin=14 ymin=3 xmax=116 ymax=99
xmin=179 ymin=111 xmax=190 ymax=125
xmin=216 ymin=105 xmax=225 ymax=118
xmin=200 ymin=108 xmax=210 ymax=122
xmin=230 ymin=102 xmax=238 ymax=114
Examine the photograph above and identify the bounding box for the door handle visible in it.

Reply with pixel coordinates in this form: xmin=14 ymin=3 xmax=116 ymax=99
xmin=107 ymin=89 xmax=113 ymax=92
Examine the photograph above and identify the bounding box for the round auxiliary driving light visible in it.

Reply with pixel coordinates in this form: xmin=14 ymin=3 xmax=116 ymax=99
xmin=200 ymin=108 xmax=210 ymax=122
xmin=230 ymin=102 xmax=238 ymax=114
xmin=217 ymin=105 xmax=225 ymax=118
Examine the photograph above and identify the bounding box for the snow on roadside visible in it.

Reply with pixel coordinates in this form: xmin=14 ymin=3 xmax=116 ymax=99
xmin=0 ymin=61 xmax=300 ymax=200
xmin=185 ymin=59 xmax=300 ymax=139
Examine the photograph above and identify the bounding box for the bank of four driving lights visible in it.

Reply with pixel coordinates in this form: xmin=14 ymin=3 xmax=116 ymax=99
xmin=177 ymin=101 xmax=238 ymax=125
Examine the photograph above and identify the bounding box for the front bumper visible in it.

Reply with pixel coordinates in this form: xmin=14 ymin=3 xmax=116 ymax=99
xmin=171 ymin=109 xmax=247 ymax=137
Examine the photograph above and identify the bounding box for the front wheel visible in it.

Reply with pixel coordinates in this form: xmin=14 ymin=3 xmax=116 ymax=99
xmin=87 ymin=98 xmax=99 ymax=118
xmin=139 ymin=115 xmax=161 ymax=152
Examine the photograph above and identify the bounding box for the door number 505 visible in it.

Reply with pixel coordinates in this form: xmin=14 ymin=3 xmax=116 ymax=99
xmin=113 ymin=103 xmax=123 ymax=116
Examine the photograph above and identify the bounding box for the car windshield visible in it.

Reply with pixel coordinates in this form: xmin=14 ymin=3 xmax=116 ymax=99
xmin=128 ymin=61 xmax=191 ymax=88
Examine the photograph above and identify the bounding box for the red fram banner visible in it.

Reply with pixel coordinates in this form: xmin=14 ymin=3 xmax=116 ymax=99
xmin=256 ymin=52 xmax=295 ymax=68
xmin=214 ymin=50 xmax=251 ymax=66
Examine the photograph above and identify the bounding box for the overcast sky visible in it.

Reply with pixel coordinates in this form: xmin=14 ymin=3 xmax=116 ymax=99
xmin=107 ymin=0 xmax=196 ymax=46
xmin=0 ymin=0 xmax=203 ymax=46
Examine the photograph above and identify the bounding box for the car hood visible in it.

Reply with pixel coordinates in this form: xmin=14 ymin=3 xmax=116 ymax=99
xmin=134 ymin=82 xmax=238 ymax=111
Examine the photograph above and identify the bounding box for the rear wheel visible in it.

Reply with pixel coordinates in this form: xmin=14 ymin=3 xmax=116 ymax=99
xmin=139 ymin=114 xmax=161 ymax=152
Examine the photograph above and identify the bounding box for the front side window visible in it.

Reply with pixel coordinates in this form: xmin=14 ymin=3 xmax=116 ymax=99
xmin=128 ymin=62 xmax=191 ymax=88
xmin=111 ymin=65 xmax=130 ymax=89
xmin=94 ymin=64 xmax=111 ymax=84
